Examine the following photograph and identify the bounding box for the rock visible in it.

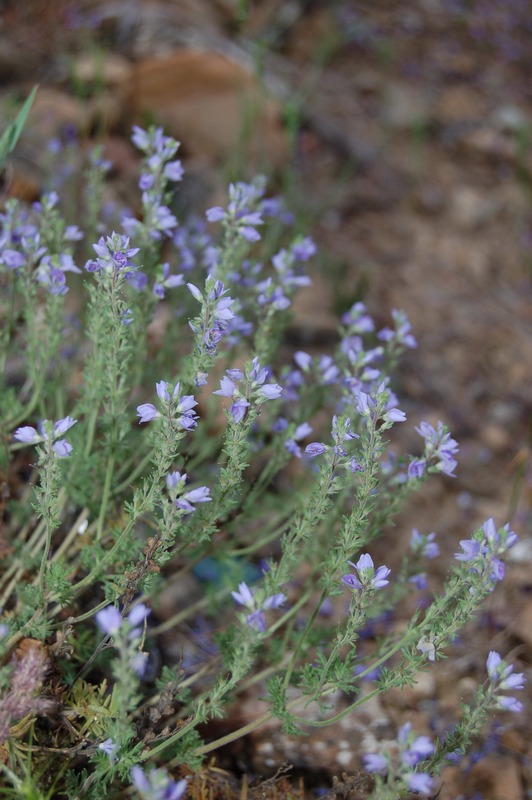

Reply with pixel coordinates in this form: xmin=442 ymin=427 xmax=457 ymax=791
xmin=382 ymin=82 xmax=433 ymax=130
xmin=385 ymin=670 xmax=436 ymax=708
xmin=290 ymin=270 xmax=337 ymax=339
xmin=70 ymin=53 xmax=133 ymax=89
xmin=26 ymin=87 xmax=88 ymax=142
xmin=435 ymin=85 xmax=485 ymax=124
xmin=243 ymin=686 xmax=389 ymax=775
xmin=448 ymin=186 xmax=501 ymax=231
xmin=492 ymin=105 xmax=529 ymax=134
xmin=510 ymin=599 xmax=532 ymax=648
xmin=468 ymin=755 xmax=523 ymax=800
xmin=130 ymin=49 xmax=289 ymax=169
xmin=459 ymin=128 xmax=516 ymax=162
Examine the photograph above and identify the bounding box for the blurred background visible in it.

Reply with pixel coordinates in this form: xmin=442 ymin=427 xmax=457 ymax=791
xmin=1 ymin=1 xmax=532 ymax=797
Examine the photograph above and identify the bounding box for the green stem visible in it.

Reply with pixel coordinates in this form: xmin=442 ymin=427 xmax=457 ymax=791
xmin=96 ymin=454 xmax=115 ymax=540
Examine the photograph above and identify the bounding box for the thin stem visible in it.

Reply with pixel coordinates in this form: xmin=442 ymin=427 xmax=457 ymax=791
xmin=96 ymin=454 xmax=115 ymax=540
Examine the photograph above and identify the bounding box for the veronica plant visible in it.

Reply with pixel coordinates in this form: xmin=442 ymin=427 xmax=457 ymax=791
xmin=0 ymin=124 xmax=524 ymax=800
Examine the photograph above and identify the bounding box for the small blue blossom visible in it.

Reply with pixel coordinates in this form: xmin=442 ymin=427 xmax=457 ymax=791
xmin=231 ymin=581 xmax=286 ymax=633
xmin=304 ymin=442 xmax=327 ymax=458
xmin=342 ymin=553 xmax=390 ymax=591
xmin=364 ymin=722 xmax=435 ymax=796
xmin=14 ymin=416 xmax=77 ymax=458
xmin=486 ymin=651 xmax=525 ymax=712
xmin=166 ymin=470 xmax=211 ymax=514
xmin=98 ymin=738 xmax=118 ymax=761
xmin=415 ymin=420 xmax=459 ymax=477
xmin=131 ymin=766 xmax=187 ymax=800
xmin=455 ymin=518 xmax=517 ymax=585
xmin=410 ymin=529 xmax=439 ymax=559
xmin=85 ymin=233 xmax=140 ymax=274
xmin=137 ymin=382 xmax=198 ymax=430
xmin=96 ymin=604 xmax=150 ymax=639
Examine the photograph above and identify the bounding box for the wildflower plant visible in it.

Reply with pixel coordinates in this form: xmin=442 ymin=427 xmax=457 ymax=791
xmin=0 ymin=120 xmax=525 ymax=799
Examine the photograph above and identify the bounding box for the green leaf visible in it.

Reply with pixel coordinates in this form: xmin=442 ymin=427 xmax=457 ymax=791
xmin=0 ymin=86 xmax=38 ymax=170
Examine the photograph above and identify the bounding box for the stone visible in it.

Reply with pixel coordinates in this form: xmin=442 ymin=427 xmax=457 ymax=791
xmin=382 ymin=82 xmax=433 ymax=130
xmin=510 ymin=599 xmax=532 ymax=648
xmin=26 ymin=87 xmax=88 ymax=142
xmin=130 ymin=49 xmax=289 ymax=169
xmin=435 ymin=85 xmax=485 ymax=124
xmin=448 ymin=186 xmax=501 ymax=231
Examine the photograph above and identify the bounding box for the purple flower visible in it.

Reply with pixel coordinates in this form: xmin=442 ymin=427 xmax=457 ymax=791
xmin=415 ymin=420 xmax=459 ymax=477
xmin=377 ymin=309 xmax=417 ymax=349
xmin=230 ymin=398 xmax=250 ymax=423
xmin=454 ymin=518 xmax=518 ymax=585
xmin=53 ymin=440 xmax=73 ymax=458
xmin=131 ymin=766 xmax=187 ymax=800
xmin=405 ymin=772 xmax=434 ymax=794
xmin=400 ymin=725 xmax=434 ymax=765
xmin=168 ymin=470 xmax=211 ymax=514
xmin=98 ymin=738 xmax=118 ymax=760
xmin=0 ymin=248 xmax=25 ymax=270
xmin=96 ymin=606 xmax=122 ymax=635
xmin=96 ymin=604 xmax=150 ymax=640
xmin=164 ymin=160 xmax=184 ymax=181
xmin=128 ymin=603 xmax=150 ymax=630
xmin=363 ymin=753 xmax=387 ymax=773
xmin=206 ymin=207 xmax=225 ymax=223
xmin=305 ymin=442 xmax=327 ymax=458
xmin=257 ymin=383 xmax=282 ymax=400
xmin=342 ymin=553 xmax=390 ymax=591
xmin=137 ymin=403 xmax=159 ymax=424
xmin=410 ymin=529 xmax=439 ymax=559
xmin=231 ymin=582 xmax=286 ymax=633
xmin=291 ymin=236 xmax=316 ymax=261
xmin=382 ymin=407 xmax=406 ymax=424
xmin=86 ymin=233 xmax=140 ymax=274
xmin=496 ymin=696 xmax=523 ymax=712
xmin=185 ymin=486 xmax=211 ymax=504
xmin=486 ymin=651 xmax=525 ymax=691
xmin=214 ymin=375 xmax=239 ymax=398
xmin=13 ymin=416 xmax=77 ymax=457
xmin=166 ymin=471 xmax=187 ymax=491
xmin=408 ymin=458 xmax=426 ymax=479
xmin=294 ymin=351 xmax=312 ymax=370
xmin=13 ymin=426 xmax=40 ymax=444
xmin=53 ymin=417 xmax=77 ymax=437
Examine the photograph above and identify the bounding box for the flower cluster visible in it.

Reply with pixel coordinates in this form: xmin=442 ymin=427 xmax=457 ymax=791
xmin=485 ymin=651 xmax=525 ymax=713
xmin=364 ymin=722 xmax=435 ymax=795
xmin=455 ymin=517 xmax=518 ymax=585
xmin=213 ymin=356 xmax=282 ymax=423
xmin=256 ymin=237 xmax=314 ymax=310
xmin=304 ymin=415 xmax=361 ymax=472
xmin=231 ymin=582 xmax=286 ymax=632
xmin=206 ymin=177 xmax=266 ymax=243
xmin=166 ymin=470 xmax=211 ymax=514
xmin=342 ymin=553 xmax=391 ymax=591
xmin=85 ymin=232 xmax=140 ymax=276
xmin=14 ymin=416 xmax=77 ymax=458
xmin=187 ymin=278 xmax=235 ymax=355
xmin=137 ymin=381 xmax=198 ymax=430
xmin=124 ymin=126 xmax=181 ymax=241
xmin=409 ymin=420 xmax=459 ymax=479
xmin=377 ymin=308 xmax=417 ymax=351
